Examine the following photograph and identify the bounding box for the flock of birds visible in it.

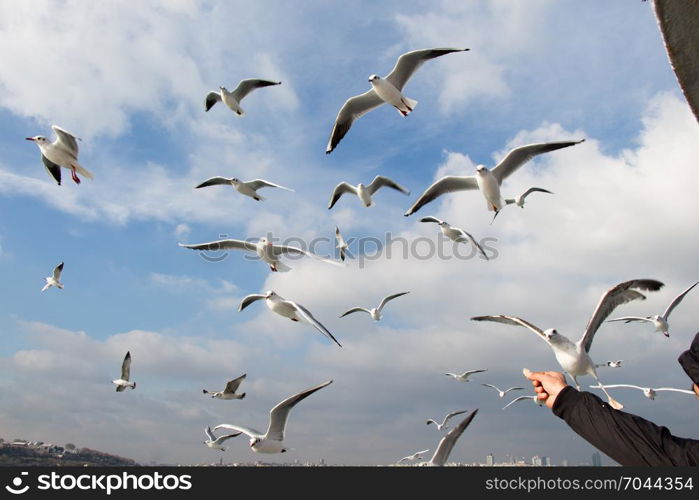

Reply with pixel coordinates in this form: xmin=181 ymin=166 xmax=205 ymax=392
xmin=28 ymin=45 xmax=699 ymax=466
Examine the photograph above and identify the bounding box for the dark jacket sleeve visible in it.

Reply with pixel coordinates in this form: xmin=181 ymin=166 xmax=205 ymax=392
xmin=552 ymin=386 xmax=699 ymax=466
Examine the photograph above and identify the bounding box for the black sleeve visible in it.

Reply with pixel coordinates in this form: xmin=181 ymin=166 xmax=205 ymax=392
xmin=552 ymin=386 xmax=699 ymax=466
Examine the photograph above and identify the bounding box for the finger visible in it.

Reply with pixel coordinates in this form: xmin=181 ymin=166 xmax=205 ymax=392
xmin=537 ymin=392 xmax=548 ymax=400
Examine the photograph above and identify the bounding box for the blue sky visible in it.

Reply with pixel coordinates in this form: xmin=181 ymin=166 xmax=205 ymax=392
xmin=0 ymin=0 xmax=698 ymax=466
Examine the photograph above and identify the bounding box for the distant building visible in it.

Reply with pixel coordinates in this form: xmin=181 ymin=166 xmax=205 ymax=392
xmin=532 ymin=456 xmax=542 ymax=466
xmin=561 ymin=459 xmax=568 ymax=467
xmin=592 ymin=452 xmax=602 ymax=467
xmin=541 ymin=456 xmax=551 ymax=466
xmin=486 ymin=453 xmax=494 ymax=466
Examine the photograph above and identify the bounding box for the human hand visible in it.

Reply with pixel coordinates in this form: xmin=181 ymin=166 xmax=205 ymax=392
xmin=523 ymin=368 xmax=569 ymax=409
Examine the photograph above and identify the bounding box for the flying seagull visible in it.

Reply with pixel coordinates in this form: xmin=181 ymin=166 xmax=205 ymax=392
xmin=339 ymin=291 xmax=409 ymax=321
xmin=195 ymin=177 xmax=293 ymax=201
xmin=238 ymin=291 xmax=342 ymax=347
xmin=420 ymin=216 xmax=489 ymax=260
xmin=203 ymin=374 xmax=247 ymax=400
xmin=596 ymin=360 xmax=623 ymax=369
xmin=203 ymin=426 xmax=242 ymax=451
xmin=422 ymin=409 xmax=478 ymax=466
xmin=445 ymin=369 xmax=487 ymax=382
xmin=26 ymin=125 xmax=94 ymax=185
xmin=328 ymin=176 xmax=409 ymax=209
xmin=214 ymin=380 xmax=333 ymax=454
xmin=179 ymin=236 xmax=340 ymax=272
xmin=335 ymin=227 xmax=350 ymax=262
xmin=205 ymin=79 xmax=281 ymax=116
xmin=113 ymin=351 xmax=136 ymax=392
xmin=589 ymin=384 xmax=696 ymax=400
xmin=607 ymin=281 xmax=699 ymax=337
xmin=41 ymin=262 xmax=64 ymax=292
xmin=405 ymin=140 xmax=584 ymax=217
xmin=426 ymin=410 xmax=467 ymax=431
xmin=502 ymin=395 xmax=545 ymax=410
xmin=481 ymin=384 xmax=524 ymax=398
xmin=472 ymin=279 xmax=665 ymax=410
xmin=397 ymin=449 xmax=431 ymax=464
xmin=491 ymin=187 xmax=554 ymax=223
xmin=326 ymin=48 xmax=469 ymax=154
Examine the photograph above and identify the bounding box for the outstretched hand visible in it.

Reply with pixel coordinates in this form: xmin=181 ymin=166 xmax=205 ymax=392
xmin=523 ymin=368 xmax=569 ymax=409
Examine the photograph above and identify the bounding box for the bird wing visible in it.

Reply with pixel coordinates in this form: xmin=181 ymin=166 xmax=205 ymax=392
xmin=419 ymin=216 xmax=445 ymax=225
xmin=266 ymin=380 xmax=333 ymax=441
xmin=455 ymin=228 xmax=489 ymax=261
xmin=471 ymin=315 xmax=550 ymax=344
xmin=366 ymin=175 xmax=410 ymax=196
xmin=53 ymin=262 xmax=64 ymax=280
xmin=224 ymin=373 xmax=247 ymax=394
xmin=443 ymin=410 xmax=467 ymax=426
xmin=195 ymin=177 xmax=232 ymax=188
xmin=606 ymin=316 xmax=652 ymax=324
xmin=589 ymin=384 xmax=644 ymax=391
xmin=215 ymin=432 xmax=242 ymax=444
xmin=238 ymin=294 xmax=267 ymax=312
xmin=481 ymin=383 xmax=501 ymax=392
xmin=502 ymin=396 xmax=535 ymax=410
xmin=41 ymin=154 xmax=62 ymax=185
xmin=271 ymin=244 xmax=343 ymax=267
xmin=429 ymin=409 xmax=478 ymax=466
xmin=335 ymin=227 xmax=347 ymax=248
xmin=580 ymin=279 xmax=664 ymax=353
xmin=289 ymin=302 xmax=342 ymax=347
xmin=178 ymin=239 xmax=259 ymax=253
xmin=326 ymin=89 xmax=384 ymax=154
xmin=328 ymin=182 xmax=359 ymax=209
xmin=339 ymin=307 xmax=371 ymax=318
xmin=377 ymin=291 xmax=410 ymax=312
xmin=654 ymin=387 xmax=695 ymax=395
xmin=462 ymin=369 xmax=487 ymax=377
xmin=520 ymin=187 xmax=553 ymax=200
xmin=204 ymin=426 xmax=216 ymax=441
xmin=505 ymin=387 xmax=525 ymax=393
xmin=491 ymin=140 xmax=585 ymax=184
xmin=663 ymin=281 xmax=699 ymax=319
xmin=385 ymin=48 xmax=469 ymax=91
xmin=231 ymin=79 xmax=281 ymax=102
xmin=404 ymin=176 xmax=478 ymax=216
xmin=121 ymin=352 xmax=131 ymax=381
xmin=214 ymin=424 xmax=262 ymax=439
xmin=52 ymin=125 xmax=80 ymax=157
xmin=245 ymin=179 xmax=294 ymax=192
xmin=205 ymin=91 xmax=222 ymax=111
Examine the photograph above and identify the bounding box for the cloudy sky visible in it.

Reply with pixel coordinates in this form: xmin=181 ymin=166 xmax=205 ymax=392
xmin=0 ymin=0 xmax=698 ymax=466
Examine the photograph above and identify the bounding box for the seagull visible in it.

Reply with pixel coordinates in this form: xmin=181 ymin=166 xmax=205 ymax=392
xmin=328 ymin=176 xmax=409 ymax=209
xmin=422 ymin=409 xmax=478 ymax=466
xmin=239 ymin=291 xmax=342 ymax=347
xmin=179 ymin=236 xmax=340 ymax=272
xmin=419 ymin=216 xmax=489 ymax=260
xmin=426 ymin=410 xmax=468 ymax=431
xmin=481 ymin=384 xmax=525 ymax=398
xmin=203 ymin=426 xmax=242 ymax=451
xmin=41 ymin=262 xmax=64 ymax=292
xmin=472 ymin=279 xmax=665 ymax=410
xmin=405 ymin=140 xmax=584 ymax=217
xmin=339 ymin=291 xmax=409 ymax=321
xmin=490 ymin=187 xmax=554 ymax=223
xmin=214 ymin=380 xmax=333 ymax=454
xmin=203 ymin=374 xmax=247 ymax=400
xmin=596 ymin=360 xmax=623 ymax=369
xmin=589 ymin=384 xmax=696 ymax=400
xmin=397 ymin=449 xmax=431 ymax=464
xmin=502 ymin=395 xmax=545 ymax=410
xmin=195 ymin=177 xmax=293 ymax=201
xmin=112 ymin=351 xmax=136 ymax=392
xmin=445 ymin=369 xmax=487 ymax=382
xmin=607 ymin=281 xmax=699 ymax=337
xmin=205 ymin=79 xmax=281 ymax=116
xmin=26 ymin=125 xmax=94 ymax=185
xmin=326 ymin=48 xmax=469 ymax=154
xmin=335 ymin=227 xmax=350 ymax=262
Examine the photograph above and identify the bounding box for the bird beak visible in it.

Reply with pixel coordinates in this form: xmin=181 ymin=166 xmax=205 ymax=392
xmin=25 ymin=137 xmax=35 ymax=141
xmin=663 ymin=332 xmax=670 ymax=338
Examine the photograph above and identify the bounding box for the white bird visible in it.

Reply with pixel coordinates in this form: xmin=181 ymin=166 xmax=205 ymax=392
xmin=491 ymin=187 xmax=554 ymax=223
xmin=589 ymin=384 xmax=696 ymax=400
xmin=445 ymin=369 xmax=487 ymax=382
xmin=596 ymin=360 xmax=623 ymax=369
xmin=239 ymin=291 xmax=342 ymax=348
xmin=419 ymin=216 xmax=489 ymax=260
xmin=328 ymin=176 xmax=409 ymax=209
xmin=426 ymin=410 xmax=467 ymax=431
xmin=214 ymin=380 xmax=333 ymax=454
xmin=339 ymin=291 xmax=409 ymax=321
xmin=405 ymin=140 xmax=584 ymax=217
xmin=112 ymin=351 xmax=136 ymax=392
xmin=179 ymin=236 xmax=339 ymax=272
xmin=195 ymin=177 xmax=293 ymax=201
xmin=607 ymin=281 xmax=699 ymax=338
xmin=205 ymin=79 xmax=281 ymax=116
xmin=397 ymin=449 xmax=431 ymax=464
xmin=326 ymin=48 xmax=469 ymax=154
xmin=481 ymin=384 xmax=524 ymax=398
xmin=502 ymin=395 xmax=545 ymax=410
xmin=422 ymin=409 xmax=478 ymax=467
xmin=26 ymin=125 xmax=94 ymax=185
xmin=203 ymin=426 xmax=242 ymax=451
xmin=203 ymin=374 xmax=247 ymax=400
xmin=335 ymin=227 xmax=350 ymax=262
xmin=472 ymin=279 xmax=665 ymax=410
xmin=41 ymin=262 xmax=64 ymax=292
